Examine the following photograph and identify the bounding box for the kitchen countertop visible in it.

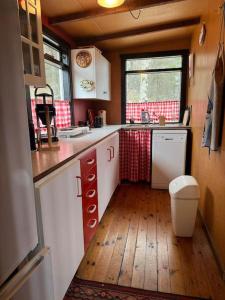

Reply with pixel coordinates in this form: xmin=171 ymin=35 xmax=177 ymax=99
xmin=32 ymin=125 xmax=121 ymax=182
xmin=32 ymin=123 xmax=191 ymax=182
xmin=121 ymin=123 xmax=191 ymax=130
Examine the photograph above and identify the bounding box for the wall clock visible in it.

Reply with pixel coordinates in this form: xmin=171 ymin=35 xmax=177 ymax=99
xmin=76 ymin=50 xmax=92 ymax=68
xmin=199 ymin=23 xmax=206 ymax=46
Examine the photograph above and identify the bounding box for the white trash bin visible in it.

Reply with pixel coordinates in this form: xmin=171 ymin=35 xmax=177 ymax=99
xmin=169 ymin=175 xmax=200 ymax=237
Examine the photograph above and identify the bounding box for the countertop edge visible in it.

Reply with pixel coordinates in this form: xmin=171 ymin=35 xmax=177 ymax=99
xmin=33 ymin=128 xmax=120 ymax=183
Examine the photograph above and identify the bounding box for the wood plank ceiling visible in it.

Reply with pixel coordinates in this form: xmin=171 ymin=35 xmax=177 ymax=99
xmin=40 ymin=0 xmax=206 ymax=50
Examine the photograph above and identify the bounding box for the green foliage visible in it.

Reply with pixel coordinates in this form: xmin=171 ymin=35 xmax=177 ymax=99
xmin=126 ymin=56 xmax=182 ymax=103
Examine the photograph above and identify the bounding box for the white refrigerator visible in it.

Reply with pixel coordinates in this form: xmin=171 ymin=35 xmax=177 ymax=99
xmin=0 ymin=1 xmax=53 ymax=299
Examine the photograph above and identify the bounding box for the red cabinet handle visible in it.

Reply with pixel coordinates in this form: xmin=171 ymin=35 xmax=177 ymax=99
xmin=87 ymin=158 xmax=95 ymax=165
xmin=87 ymin=219 xmax=97 ymax=229
xmin=107 ymin=148 xmax=111 ymax=161
xmin=110 ymin=146 xmax=114 ymax=159
xmin=87 ymin=174 xmax=96 ymax=182
xmin=76 ymin=176 xmax=82 ymax=198
xmin=86 ymin=189 xmax=96 ymax=198
xmin=87 ymin=204 xmax=97 ymax=214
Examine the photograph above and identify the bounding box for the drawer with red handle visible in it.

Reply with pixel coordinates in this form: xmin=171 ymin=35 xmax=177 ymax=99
xmin=80 ymin=149 xmax=96 ymax=174
xmin=80 ymin=149 xmax=99 ymax=251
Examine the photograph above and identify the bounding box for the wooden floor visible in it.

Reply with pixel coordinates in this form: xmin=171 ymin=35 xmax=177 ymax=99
xmin=77 ymin=184 xmax=225 ymax=300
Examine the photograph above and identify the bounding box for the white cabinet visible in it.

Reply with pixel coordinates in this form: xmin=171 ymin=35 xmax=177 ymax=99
xmin=97 ymin=133 xmax=119 ymax=219
xmin=71 ymin=47 xmax=111 ymax=100
xmin=18 ymin=0 xmax=45 ymax=86
xmin=35 ymin=159 xmax=84 ymax=300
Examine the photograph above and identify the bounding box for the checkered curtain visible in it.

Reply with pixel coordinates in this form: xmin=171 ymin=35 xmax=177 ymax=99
xmin=120 ymin=129 xmax=151 ymax=182
xmin=126 ymin=100 xmax=180 ymax=123
xmin=31 ymin=99 xmax=71 ymax=130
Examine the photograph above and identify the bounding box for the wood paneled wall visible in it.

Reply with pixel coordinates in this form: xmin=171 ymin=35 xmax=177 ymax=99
xmin=187 ymin=0 xmax=225 ymax=274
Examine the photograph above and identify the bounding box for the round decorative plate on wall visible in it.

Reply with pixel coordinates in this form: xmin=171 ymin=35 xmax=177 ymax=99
xmin=76 ymin=50 xmax=92 ymax=68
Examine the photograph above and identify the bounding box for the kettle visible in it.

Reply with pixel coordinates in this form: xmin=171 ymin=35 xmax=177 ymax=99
xmin=141 ymin=110 xmax=151 ymax=123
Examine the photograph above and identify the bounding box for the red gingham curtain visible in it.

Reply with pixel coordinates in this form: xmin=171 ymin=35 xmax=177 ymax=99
xmin=31 ymin=99 xmax=71 ymax=130
xmin=120 ymin=129 xmax=151 ymax=182
xmin=126 ymin=100 xmax=180 ymax=123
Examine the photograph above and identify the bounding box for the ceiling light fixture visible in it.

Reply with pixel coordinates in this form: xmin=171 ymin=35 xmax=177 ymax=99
xmin=97 ymin=0 xmax=125 ymax=8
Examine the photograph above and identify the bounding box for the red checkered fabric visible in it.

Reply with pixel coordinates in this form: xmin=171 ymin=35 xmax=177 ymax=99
xmin=120 ymin=129 xmax=151 ymax=182
xmin=126 ymin=100 xmax=180 ymax=123
xmin=31 ymin=99 xmax=71 ymax=130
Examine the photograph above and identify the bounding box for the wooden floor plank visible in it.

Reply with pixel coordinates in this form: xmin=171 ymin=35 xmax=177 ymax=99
xmin=104 ymin=187 xmax=132 ymax=284
xmin=131 ymin=189 xmax=148 ymax=289
xmin=76 ymin=191 xmax=121 ymax=280
xmin=156 ymin=191 xmax=171 ymax=293
xmin=90 ymin=188 xmax=129 ymax=282
xmin=163 ymin=192 xmax=186 ymax=296
xmin=193 ymin=218 xmax=225 ymax=300
xmin=144 ymin=187 xmax=158 ymax=291
xmin=77 ymin=184 xmax=225 ymax=300
xmin=118 ymin=185 xmax=140 ymax=287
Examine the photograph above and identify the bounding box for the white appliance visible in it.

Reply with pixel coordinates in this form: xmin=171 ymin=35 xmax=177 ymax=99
xmin=0 ymin=1 xmax=53 ymax=299
xmin=151 ymin=130 xmax=187 ymax=189
xmin=0 ymin=248 xmax=54 ymax=300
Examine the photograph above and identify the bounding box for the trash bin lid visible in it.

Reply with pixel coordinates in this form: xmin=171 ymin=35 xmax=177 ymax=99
xmin=169 ymin=175 xmax=200 ymax=199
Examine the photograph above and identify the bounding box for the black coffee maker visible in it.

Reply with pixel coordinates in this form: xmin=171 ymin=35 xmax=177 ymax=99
xmin=35 ymin=84 xmax=58 ymax=144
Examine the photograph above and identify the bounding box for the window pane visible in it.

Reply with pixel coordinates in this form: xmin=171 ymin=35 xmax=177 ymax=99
xmin=32 ymin=47 xmax=40 ymax=76
xmin=44 ymin=61 xmax=63 ymax=99
xmin=19 ymin=1 xmax=28 ymax=38
xmin=22 ymin=42 xmax=32 ymax=74
xmin=126 ymin=56 xmax=182 ymax=71
xmin=44 ymin=44 xmax=60 ymax=61
xmin=62 ymin=53 xmax=69 ymax=66
xmin=43 ymin=35 xmax=59 ymax=47
xmin=126 ymin=71 xmax=181 ymax=103
xmin=29 ymin=4 xmax=38 ymax=43
xmin=30 ymin=61 xmax=63 ymax=99
xmin=62 ymin=70 xmax=71 ymax=99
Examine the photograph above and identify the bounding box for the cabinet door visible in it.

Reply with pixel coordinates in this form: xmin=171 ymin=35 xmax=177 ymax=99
xmin=71 ymin=48 xmax=96 ymax=99
xmin=36 ymin=160 xmax=84 ymax=300
xmin=97 ymin=133 xmax=119 ymax=220
xmin=18 ymin=0 xmax=45 ymax=86
xmin=96 ymin=52 xmax=111 ymax=101
xmin=97 ymin=138 xmax=112 ymax=219
xmin=109 ymin=133 xmax=120 ymax=197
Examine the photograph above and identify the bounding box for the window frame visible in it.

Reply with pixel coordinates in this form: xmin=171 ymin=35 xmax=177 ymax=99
xmin=121 ymin=49 xmax=189 ymax=124
xmin=42 ymin=27 xmax=72 ymax=100
xmin=42 ymin=26 xmax=74 ymax=124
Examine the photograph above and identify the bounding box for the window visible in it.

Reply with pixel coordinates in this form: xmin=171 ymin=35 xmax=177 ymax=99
xmin=29 ymin=32 xmax=72 ymax=129
xmin=121 ymin=51 xmax=188 ymax=124
xmin=30 ymin=34 xmax=71 ymax=100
